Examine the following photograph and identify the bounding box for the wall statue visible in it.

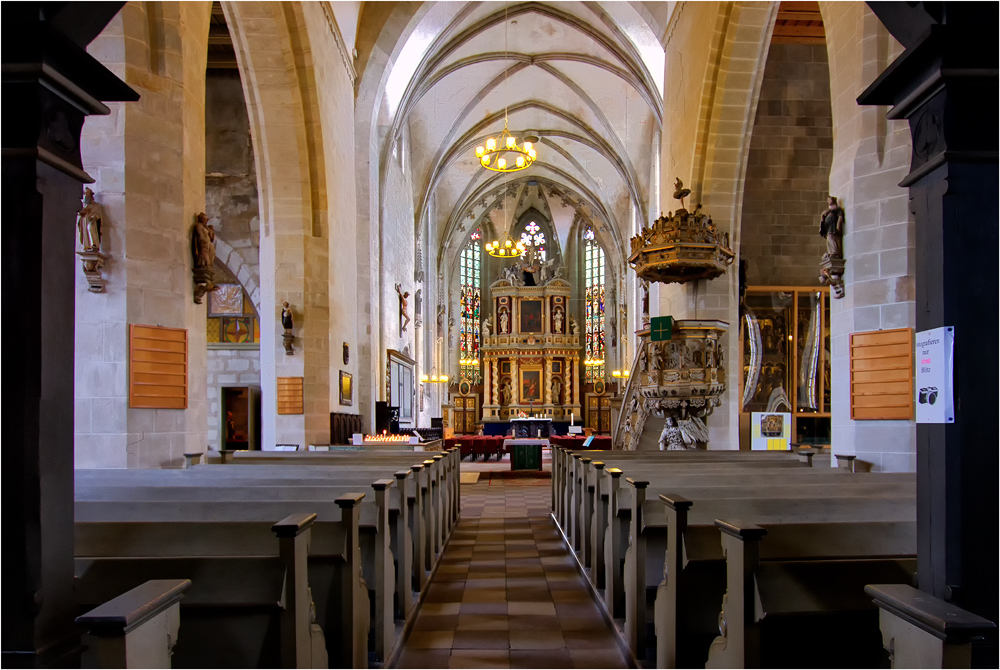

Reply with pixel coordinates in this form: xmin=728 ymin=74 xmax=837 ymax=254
xmin=640 ymin=280 xmax=650 ymax=322
xmin=191 ymin=212 xmax=217 ymax=303
xmin=818 ymin=196 xmax=846 ymax=299
xmin=281 ymin=302 xmax=294 ymax=355
xmin=501 ymin=380 xmax=512 ymax=405
xmin=552 ymin=307 xmax=563 ymax=334
xmin=76 ymin=187 xmax=103 ymax=252
xmin=569 ymin=316 xmax=580 ymax=335
xmin=550 ymin=376 xmax=563 ymax=405
xmin=499 ymin=308 xmax=509 ymax=334
xmin=395 ymin=283 xmax=410 ymax=334
xmin=482 ymin=315 xmax=491 ymax=337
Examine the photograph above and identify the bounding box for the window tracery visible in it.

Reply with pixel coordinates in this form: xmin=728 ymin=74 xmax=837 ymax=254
xmin=584 ymin=227 xmax=606 ymax=381
xmin=459 ymin=229 xmax=482 ymax=382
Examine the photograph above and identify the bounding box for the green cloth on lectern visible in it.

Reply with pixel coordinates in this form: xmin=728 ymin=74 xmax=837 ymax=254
xmin=650 ymin=316 xmax=673 ymax=341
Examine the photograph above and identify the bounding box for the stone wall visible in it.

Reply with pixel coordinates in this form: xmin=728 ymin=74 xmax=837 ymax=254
xmin=206 ymin=348 xmax=262 ymax=450
xmin=823 ymin=3 xmax=915 ymax=472
xmin=77 ymin=2 xmax=212 ymax=468
xmin=740 ymin=43 xmax=833 ymax=287
xmin=205 ymin=69 xmax=260 ymax=304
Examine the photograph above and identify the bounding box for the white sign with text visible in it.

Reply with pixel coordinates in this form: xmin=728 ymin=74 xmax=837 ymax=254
xmin=915 ymin=326 xmax=955 ymax=424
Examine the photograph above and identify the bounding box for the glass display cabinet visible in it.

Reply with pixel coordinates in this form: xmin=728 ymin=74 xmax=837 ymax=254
xmin=739 ymin=287 xmax=831 ymax=449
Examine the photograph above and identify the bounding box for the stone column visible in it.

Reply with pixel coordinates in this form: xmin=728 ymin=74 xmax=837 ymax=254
xmin=491 ymin=358 xmax=499 ymax=413
xmin=483 ymin=352 xmax=491 ymax=407
xmin=3 ymin=4 xmax=137 ymax=664
xmin=858 ymin=3 xmax=998 ymax=644
xmin=544 ymin=356 xmax=553 ymax=404
xmin=511 ymin=357 xmax=519 ymax=405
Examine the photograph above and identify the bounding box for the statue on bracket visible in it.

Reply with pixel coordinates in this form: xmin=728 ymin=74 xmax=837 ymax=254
xmin=191 ymin=212 xmax=217 ymax=304
xmin=281 ymin=302 xmax=295 ymax=355
xmin=77 ymin=187 xmax=103 ymax=251
xmin=437 ymin=305 xmax=446 ymax=341
xmin=75 ymin=188 xmax=109 ymax=292
xmin=569 ymin=316 xmax=580 ymax=335
xmin=499 ymin=307 xmax=509 ymax=334
xmin=395 ymin=283 xmax=410 ymax=334
xmin=414 ymin=288 xmax=422 ymax=328
xmin=640 ymin=279 xmax=650 ymax=323
xmin=818 ymin=196 xmax=846 ymax=299
xmin=552 ymin=306 xmax=564 ymax=334
xmin=482 ymin=315 xmax=492 ymax=337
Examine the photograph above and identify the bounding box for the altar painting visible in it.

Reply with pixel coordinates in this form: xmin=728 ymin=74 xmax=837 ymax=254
xmin=520 ymin=369 xmax=542 ymax=402
xmin=520 ymin=300 xmax=542 ymax=333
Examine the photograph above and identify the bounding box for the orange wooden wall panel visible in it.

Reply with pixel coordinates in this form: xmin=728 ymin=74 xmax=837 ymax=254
xmin=129 ymin=324 xmax=188 ymax=409
xmin=849 ymin=328 xmax=913 ymax=420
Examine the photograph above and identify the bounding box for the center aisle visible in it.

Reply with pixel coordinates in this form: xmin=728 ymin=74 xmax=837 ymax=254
xmin=395 ymin=452 xmax=631 ymax=669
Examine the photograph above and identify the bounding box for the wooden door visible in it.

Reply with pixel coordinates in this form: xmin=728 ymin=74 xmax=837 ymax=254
xmin=454 ymin=396 xmax=478 ymax=434
xmin=587 ymin=395 xmax=600 ymax=430
xmin=599 ymin=396 xmax=611 ymax=433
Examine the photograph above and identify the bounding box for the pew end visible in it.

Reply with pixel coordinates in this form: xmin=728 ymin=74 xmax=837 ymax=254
xmin=76 ymin=579 xmax=191 ymax=669
xmin=866 ymin=584 xmax=996 ymax=669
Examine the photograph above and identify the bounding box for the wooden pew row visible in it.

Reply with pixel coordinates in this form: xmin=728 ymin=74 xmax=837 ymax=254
xmin=552 ymin=447 xmax=804 ymax=541
xmin=645 ymin=492 xmax=916 ymax=668
xmin=596 ymin=469 xmax=910 ymax=661
xmin=76 ymin=477 xmax=417 ymax=648
xmin=75 ymin=504 xmax=363 ymax=669
xmin=548 ymin=447 xmax=918 ymax=667
xmin=76 ymin=460 xmax=454 ymax=665
xmin=225 ymin=449 xmax=462 ymax=546
xmin=703 ymin=517 xmax=917 ymax=668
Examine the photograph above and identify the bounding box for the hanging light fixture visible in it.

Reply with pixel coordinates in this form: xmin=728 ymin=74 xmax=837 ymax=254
xmin=420 ymin=368 xmax=449 ymax=384
xmin=473 ymin=2 xmax=536 ymax=174
xmin=485 ymin=231 xmax=525 ymax=258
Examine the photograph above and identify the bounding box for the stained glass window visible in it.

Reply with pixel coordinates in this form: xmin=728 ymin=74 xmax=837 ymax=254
xmin=584 ymin=227 xmax=605 ymax=381
xmin=520 ymin=221 xmax=546 ymax=260
xmin=459 ymin=229 xmax=482 ymax=383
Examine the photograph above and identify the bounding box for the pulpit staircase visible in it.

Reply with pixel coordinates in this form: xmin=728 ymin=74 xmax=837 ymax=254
xmin=611 ymin=332 xmax=660 ymax=451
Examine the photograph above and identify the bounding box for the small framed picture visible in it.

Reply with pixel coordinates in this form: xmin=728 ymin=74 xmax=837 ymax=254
xmin=551 ymin=360 xmax=562 ymax=374
xmin=500 ymin=361 xmax=512 ymax=375
xmin=210 ymin=284 xmax=244 ymax=316
xmin=339 ymin=371 xmax=353 ymax=406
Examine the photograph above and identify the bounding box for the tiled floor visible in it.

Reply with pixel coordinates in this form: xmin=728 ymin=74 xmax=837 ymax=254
xmin=395 ymin=452 xmax=630 ymax=669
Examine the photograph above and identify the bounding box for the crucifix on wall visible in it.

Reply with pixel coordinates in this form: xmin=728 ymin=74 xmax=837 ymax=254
xmin=395 ymin=283 xmax=410 ymax=335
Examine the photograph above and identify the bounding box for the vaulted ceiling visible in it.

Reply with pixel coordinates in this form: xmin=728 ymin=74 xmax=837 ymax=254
xmin=366 ymin=1 xmax=670 ymax=272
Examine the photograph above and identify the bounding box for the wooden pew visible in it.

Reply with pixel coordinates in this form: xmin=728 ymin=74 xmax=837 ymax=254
xmin=653 ymin=494 xmax=916 ymax=668
xmin=76 ymin=579 xmax=191 ymax=669
xmin=76 ymin=474 xmax=413 ymax=664
xmin=549 ymin=447 xmax=917 ymax=665
xmin=75 ymin=505 xmax=361 ymax=668
xmin=704 ymin=518 xmax=917 ymax=668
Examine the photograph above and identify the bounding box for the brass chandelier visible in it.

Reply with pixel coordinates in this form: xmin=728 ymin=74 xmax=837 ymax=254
xmin=476 ymin=125 xmax=536 ymax=172
xmin=473 ymin=1 xmax=536 ymax=174
xmin=485 ymin=231 xmax=526 ymax=258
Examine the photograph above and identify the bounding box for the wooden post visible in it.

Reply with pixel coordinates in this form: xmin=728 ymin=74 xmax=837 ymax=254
xmin=580 ymin=458 xmax=593 ymax=568
xmin=605 ymin=468 xmax=625 ymax=617
xmin=272 ymin=513 xmax=318 ymax=669
xmin=656 ymin=494 xmax=692 ymax=669
xmin=182 ymin=452 xmax=203 ymax=469
xmin=410 ymin=463 xmax=428 ymax=590
xmin=371 ymin=480 xmax=395 ymax=662
xmin=706 ymin=520 xmax=767 ymax=669
xmin=591 ymin=462 xmax=607 ymax=589
xmin=334 ymin=493 xmax=367 ymax=670
xmin=625 ymin=478 xmax=649 ymax=658
xmin=393 ymin=470 xmax=413 ymax=618
xmin=76 ymin=579 xmax=190 ymax=669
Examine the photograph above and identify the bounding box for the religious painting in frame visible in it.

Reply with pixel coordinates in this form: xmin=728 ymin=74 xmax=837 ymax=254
xmin=520 ymin=299 xmax=543 ymax=333
xmin=520 ymin=368 xmax=542 ymax=402
xmin=209 ymin=284 xmax=244 ymax=316
xmin=339 ymin=371 xmax=353 ymax=406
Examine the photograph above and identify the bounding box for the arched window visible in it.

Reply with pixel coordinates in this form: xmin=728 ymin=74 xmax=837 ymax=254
xmin=584 ymin=227 xmax=606 ymax=381
xmin=459 ymin=229 xmax=482 ymax=382
xmin=520 ymin=221 xmax=546 ymax=260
